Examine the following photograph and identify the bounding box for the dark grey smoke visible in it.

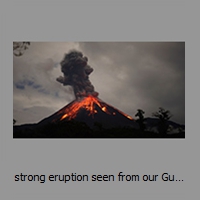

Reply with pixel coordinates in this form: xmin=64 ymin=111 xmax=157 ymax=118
xmin=56 ymin=50 xmax=98 ymax=99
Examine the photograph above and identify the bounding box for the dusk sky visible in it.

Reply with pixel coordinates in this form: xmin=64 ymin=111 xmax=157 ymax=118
xmin=13 ymin=42 xmax=185 ymax=125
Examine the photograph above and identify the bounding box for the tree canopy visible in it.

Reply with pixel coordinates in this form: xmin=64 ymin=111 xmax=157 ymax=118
xmin=13 ymin=42 xmax=30 ymax=56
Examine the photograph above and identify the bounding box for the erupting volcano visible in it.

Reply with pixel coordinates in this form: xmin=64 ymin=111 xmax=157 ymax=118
xmin=38 ymin=50 xmax=138 ymax=129
xmin=39 ymin=95 xmax=137 ymax=129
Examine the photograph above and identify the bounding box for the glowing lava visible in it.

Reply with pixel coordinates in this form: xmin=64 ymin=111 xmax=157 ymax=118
xmin=57 ymin=96 xmax=133 ymax=121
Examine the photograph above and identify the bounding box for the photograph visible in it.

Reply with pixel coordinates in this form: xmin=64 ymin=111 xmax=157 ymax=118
xmin=13 ymin=42 xmax=185 ymax=138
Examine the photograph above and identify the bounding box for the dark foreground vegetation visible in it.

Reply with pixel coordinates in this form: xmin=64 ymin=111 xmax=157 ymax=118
xmin=13 ymin=120 xmax=185 ymax=139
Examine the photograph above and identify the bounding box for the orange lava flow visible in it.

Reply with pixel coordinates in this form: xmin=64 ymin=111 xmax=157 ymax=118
xmin=117 ymin=110 xmax=133 ymax=120
xmin=59 ymin=96 xmax=133 ymax=121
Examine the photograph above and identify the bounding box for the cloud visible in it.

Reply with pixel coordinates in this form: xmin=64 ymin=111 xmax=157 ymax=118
xmin=13 ymin=42 xmax=80 ymax=124
xmin=79 ymin=42 xmax=185 ymax=124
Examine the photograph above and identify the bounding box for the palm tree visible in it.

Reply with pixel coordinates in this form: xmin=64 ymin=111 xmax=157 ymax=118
xmin=152 ymin=107 xmax=172 ymax=136
xmin=135 ymin=109 xmax=145 ymax=131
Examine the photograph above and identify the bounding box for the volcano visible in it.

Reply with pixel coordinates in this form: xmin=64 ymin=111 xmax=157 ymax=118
xmin=38 ymin=96 xmax=138 ymax=129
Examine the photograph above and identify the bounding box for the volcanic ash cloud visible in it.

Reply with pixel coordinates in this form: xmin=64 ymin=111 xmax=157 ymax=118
xmin=56 ymin=50 xmax=99 ymax=99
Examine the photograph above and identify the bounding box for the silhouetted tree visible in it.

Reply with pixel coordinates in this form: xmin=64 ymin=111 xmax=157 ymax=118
xmin=152 ymin=107 xmax=172 ymax=136
xmin=135 ymin=109 xmax=146 ymax=131
xmin=13 ymin=42 xmax=30 ymax=56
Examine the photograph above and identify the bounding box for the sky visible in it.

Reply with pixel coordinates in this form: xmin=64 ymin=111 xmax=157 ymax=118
xmin=13 ymin=42 xmax=185 ymax=125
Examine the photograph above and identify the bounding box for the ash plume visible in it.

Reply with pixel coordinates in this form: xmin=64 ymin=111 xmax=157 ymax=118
xmin=57 ymin=50 xmax=99 ymax=99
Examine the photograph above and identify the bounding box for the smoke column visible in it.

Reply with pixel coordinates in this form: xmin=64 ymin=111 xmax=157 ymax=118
xmin=57 ymin=50 xmax=99 ymax=99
